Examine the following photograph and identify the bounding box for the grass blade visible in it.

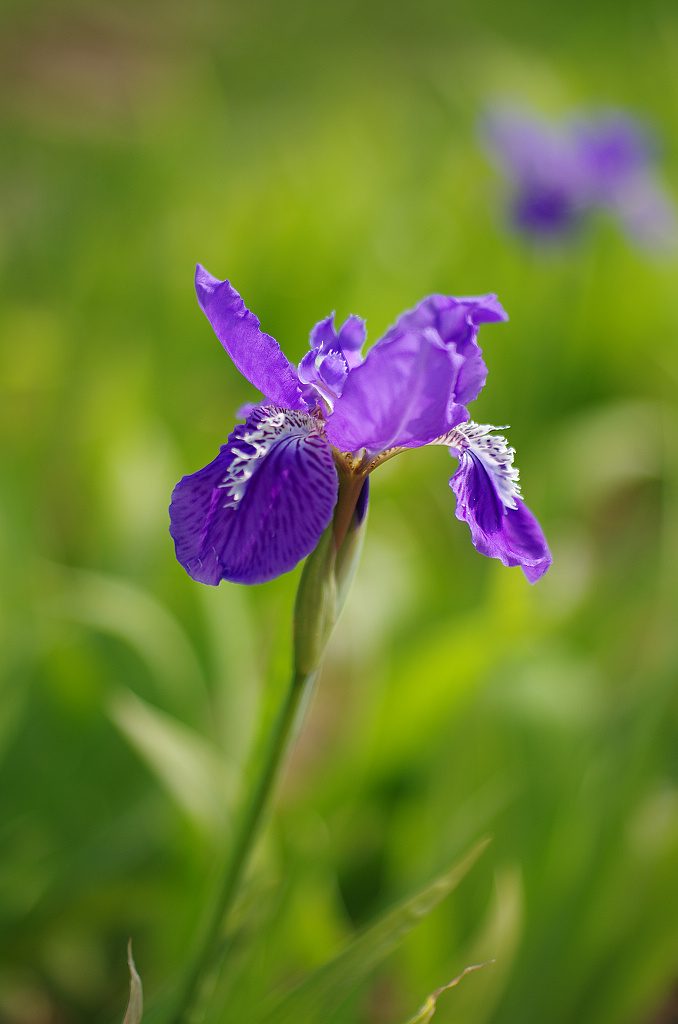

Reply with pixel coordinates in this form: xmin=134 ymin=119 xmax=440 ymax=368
xmin=255 ymin=838 xmax=489 ymax=1024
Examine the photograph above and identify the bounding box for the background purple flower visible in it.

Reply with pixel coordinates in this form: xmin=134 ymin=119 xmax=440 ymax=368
xmin=482 ymin=106 xmax=676 ymax=249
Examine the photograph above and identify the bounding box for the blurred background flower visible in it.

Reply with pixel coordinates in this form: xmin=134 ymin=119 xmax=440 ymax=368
xmin=1 ymin=1 xmax=678 ymax=1023
xmin=482 ymin=105 xmax=677 ymax=249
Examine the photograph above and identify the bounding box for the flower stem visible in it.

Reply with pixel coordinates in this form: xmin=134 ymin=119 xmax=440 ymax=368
xmin=166 ymin=667 xmax=316 ymax=1024
xmin=165 ymin=477 xmax=367 ymax=1024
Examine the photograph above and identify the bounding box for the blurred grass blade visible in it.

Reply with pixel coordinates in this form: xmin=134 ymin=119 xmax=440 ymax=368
xmin=255 ymin=838 xmax=489 ymax=1024
xmin=123 ymin=941 xmax=143 ymax=1024
xmin=441 ymin=866 xmax=524 ymax=1024
xmin=109 ymin=688 xmax=236 ymax=833
xmin=403 ymin=963 xmax=495 ymax=1024
xmin=198 ymin=582 xmax=260 ymax=767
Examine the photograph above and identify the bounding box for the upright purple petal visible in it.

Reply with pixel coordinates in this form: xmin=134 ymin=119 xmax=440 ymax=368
xmin=169 ymin=407 xmax=338 ymax=585
xmin=574 ymin=113 xmax=653 ymax=192
xmin=195 ymin=266 xmax=304 ymax=409
xmin=325 ymin=331 xmax=469 ymax=455
xmin=446 ymin=422 xmax=551 ymax=582
xmin=337 ymin=315 xmax=367 ymax=369
xmin=378 ymin=293 xmax=508 ymax=406
xmin=380 ymin=292 xmax=508 ymax=341
xmin=307 ymin=313 xmax=366 ymax=368
xmin=308 ymin=314 xmax=338 ymax=353
xmin=298 ymin=312 xmax=367 ymax=410
xmin=326 ymin=293 xmax=507 ymax=455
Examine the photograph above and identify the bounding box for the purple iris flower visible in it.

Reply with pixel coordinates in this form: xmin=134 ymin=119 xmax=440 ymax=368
xmin=169 ymin=267 xmax=551 ymax=587
xmin=483 ymin=107 xmax=676 ymax=249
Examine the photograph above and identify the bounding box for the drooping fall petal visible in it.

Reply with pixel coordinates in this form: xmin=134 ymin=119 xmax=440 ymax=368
xmin=446 ymin=422 xmax=551 ymax=582
xmin=170 ymin=407 xmax=338 ymax=585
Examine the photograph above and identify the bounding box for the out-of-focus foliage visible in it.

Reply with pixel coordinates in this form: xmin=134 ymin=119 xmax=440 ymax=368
xmin=1 ymin=1 xmax=678 ymax=1022
xmin=254 ymin=841 xmax=488 ymax=1024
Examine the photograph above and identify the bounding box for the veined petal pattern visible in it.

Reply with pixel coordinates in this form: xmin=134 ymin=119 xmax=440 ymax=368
xmin=170 ymin=407 xmax=338 ymax=585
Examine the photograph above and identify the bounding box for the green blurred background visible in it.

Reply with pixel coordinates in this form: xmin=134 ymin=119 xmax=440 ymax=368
xmin=2 ymin=1 xmax=678 ymax=1022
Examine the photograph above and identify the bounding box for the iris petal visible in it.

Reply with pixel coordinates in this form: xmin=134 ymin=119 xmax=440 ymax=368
xmin=337 ymin=315 xmax=367 ymax=369
xmin=298 ymin=312 xmax=367 ymax=409
xmin=307 ymin=313 xmax=366 ymax=369
xmin=170 ymin=407 xmax=338 ymax=585
xmin=195 ymin=266 xmax=304 ymax=409
xmin=327 ymin=293 xmax=508 ymax=455
xmin=326 ymin=330 xmax=469 ymax=454
xmin=446 ymin=423 xmax=551 ymax=582
xmin=308 ymin=314 xmax=338 ymax=353
xmin=379 ymin=293 xmax=508 ymax=407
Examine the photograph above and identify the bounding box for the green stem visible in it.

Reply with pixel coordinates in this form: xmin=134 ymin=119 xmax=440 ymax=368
xmin=167 ymin=668 xmax=315 ymax=1024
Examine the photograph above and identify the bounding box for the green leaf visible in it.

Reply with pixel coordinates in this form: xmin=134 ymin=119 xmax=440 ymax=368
xmin=402 ymin=962 xmax=494 ymax=1024
xmin=122 ymin=941 xmax=143 ymax=1024
xmin=109 ymin=688 xmax=236 ymax=833
xmin=254 ymin=839 xmax=489 ymax=1024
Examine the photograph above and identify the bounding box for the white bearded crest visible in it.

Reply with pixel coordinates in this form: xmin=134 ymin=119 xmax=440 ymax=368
xmin=430 ymin=421 xmax=522 ymax=510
